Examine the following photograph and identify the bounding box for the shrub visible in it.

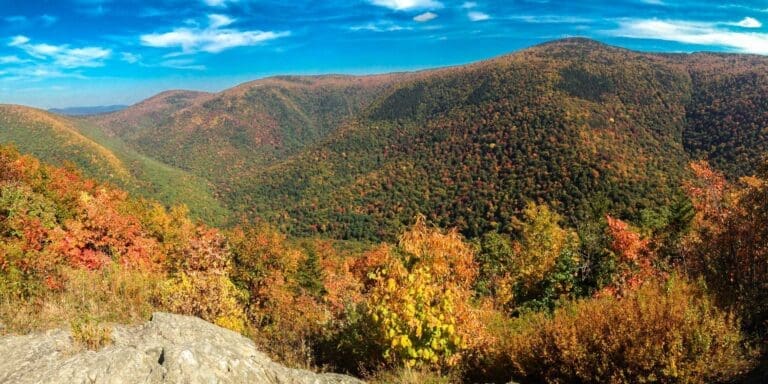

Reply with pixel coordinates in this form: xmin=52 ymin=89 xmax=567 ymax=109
xmin=501 ymin=277 xmax=750 ymax=384
xmin=364 ymin=216 xmax=487 ymax=371
xmin=158 ymin=272 xmax=247 ymax=333
xmin=475 ymin=203 xmax=580 ymax=312
xmin=0 ymin=264 xmax=161 ymax=334
xmin=70 ymin=314 xmax=112 ymax=351
xmin=684 ymin=161 xmax=768 ymax=333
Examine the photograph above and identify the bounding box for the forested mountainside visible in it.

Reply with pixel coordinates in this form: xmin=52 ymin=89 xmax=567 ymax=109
xmin=87 ymin=75 xmax=406 ymax=194
xmin=241 ymin=39 xmax=695 ymax=240
xmin=0 ymin=105 xmax=228 ymax=224
xmin=259 ymin=40 xmax=768 ymax=240
xmin=682 ymin=53 xmax=768 ymax=177
xmin=0 ymin=145 xmax=765 ymax=383
xmin=4 ymin=38 xmax=768 ymax=241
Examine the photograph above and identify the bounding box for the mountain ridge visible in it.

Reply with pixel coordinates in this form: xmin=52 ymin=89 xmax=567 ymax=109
xmin=48 ymin=105 xmax=128 ymax=116
xmin=4 ymin=38 xmax=768 ymax=238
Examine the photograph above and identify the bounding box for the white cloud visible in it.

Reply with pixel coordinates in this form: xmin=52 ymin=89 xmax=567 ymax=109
xmin=640 ymin=0 xmax=665 ymax=5
xmin=414 ymin=12 xmax=438 ymax=22
xmin=121 ymin=52 xmax=141 ymax=64
xmin=614 ymin=19 xmax=768 ymax=55
xmin=468 ymin=11 xmax=490 ymax=21
xmin=203 ymin=0 xmax=236 ymax=6
xmin=160 ymin=59 xmax=206 ymax=70
xmin=368 ymin=0 xmax=442 ymax=11
xmin=732 ymin=17 xmax=762 ymax=28
xmin=7 ymin=36 xmax=110 ymax=68
xmin=0 ymin=55 xmax=27 ymax=64
xmin=9 ymin=36 xmax=30 ymax=46
xmin=208 ymin=14 xmax=235 ymax=28
xmin=141 ymin=15 xmax=289 ymax=54
xmin=350 ymin=22 xmax=411 ymax=32
xmin=54 ymin=47 xmax=111 ymax=67
xmin=0 ymin=65 xmax=83 ymax=82
xmin=461 ymin=2 xmax=477 ymax=9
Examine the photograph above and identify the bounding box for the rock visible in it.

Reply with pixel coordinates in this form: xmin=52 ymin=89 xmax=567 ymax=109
xmin=0 ymin=312 xmax=363 ymax=384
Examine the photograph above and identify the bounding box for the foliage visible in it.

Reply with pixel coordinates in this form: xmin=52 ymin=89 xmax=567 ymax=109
xmin=70 ymin=314 xmax=113 ymax=351
xmin=0 ymin=146 xmax=760 ymax=383
xmin=501 ymin=278 xmax=749 ymax=384
xmin=0 ymin=105 xmax=228 ymax=224
xmin=475 ymin=203 xmax=580 ymax=312
xmin=238 ymin=39 xmax=699 ymax=241
xmin=159 ymin=272 xmax=247 ymax=333
xmin=227 ymin=223 xmax=328 ymax=365
xmin=364 ymin=216 xmax=487 ymax=371
xmin=682 ymin=161 xmax=768 ymax=333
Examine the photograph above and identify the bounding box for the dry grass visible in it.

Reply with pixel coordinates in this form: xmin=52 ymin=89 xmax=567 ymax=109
xmin=70 ymin=315 xmax=113 ymax=351
xmin=367 ymin=367 xmax=456 ymax=384
xmin=499 ymin=277 xmax=751 ymax=384
xmin=0 ymin=263 xmax=162 ymax=334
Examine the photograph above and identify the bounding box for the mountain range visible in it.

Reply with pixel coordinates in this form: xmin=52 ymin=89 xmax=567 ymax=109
xmin=2 ymin=38 xmax=767 ymax=240
xmin=48 ymin=105 xmax=128 ymax=116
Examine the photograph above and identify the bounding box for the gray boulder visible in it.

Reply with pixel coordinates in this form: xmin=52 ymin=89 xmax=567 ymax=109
xmin=0 ymin=312 xmax=363 ymax=384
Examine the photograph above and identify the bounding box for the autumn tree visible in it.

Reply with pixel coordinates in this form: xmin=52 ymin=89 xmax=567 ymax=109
xmin=366 ymin=215 xmax=487 ymax=369
xmin=683 ymin=160 xmax=768 ymax=332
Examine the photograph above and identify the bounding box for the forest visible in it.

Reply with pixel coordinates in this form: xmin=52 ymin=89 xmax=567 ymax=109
xmin=1 ymin=38 xmax=768 ymax=383
xmin=0 ymin=144 xmax=764 ymax=383
xmin=79 ymin=40 xmax=768 ymax=243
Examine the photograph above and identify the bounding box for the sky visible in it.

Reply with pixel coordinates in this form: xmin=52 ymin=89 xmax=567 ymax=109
xmin=1 ymin=0 xmax=768 ymax=109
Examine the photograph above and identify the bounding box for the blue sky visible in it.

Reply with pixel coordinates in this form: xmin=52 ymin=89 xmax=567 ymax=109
xmin=1 ymin=0 xmax=768 ymax=108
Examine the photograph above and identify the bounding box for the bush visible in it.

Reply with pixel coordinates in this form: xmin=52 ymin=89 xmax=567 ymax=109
xmin=158 ymin=272 xmax=247 ymax=333
xmin=501 ymin=277 xmax=750 ymax=384
xmin=70 ymin=314 xmax=112 ymax=351
xmin=0 ymin=263 xmax=160 ymax=334
xmin=363 ymin=216 xmax=487 ymax=371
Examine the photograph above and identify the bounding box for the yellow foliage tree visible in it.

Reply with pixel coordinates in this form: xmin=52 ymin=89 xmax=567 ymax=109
xmin=495 ymin=203 xmax=579 ymax=309
xmin=367 ymin=215 xmax=487 ymax=369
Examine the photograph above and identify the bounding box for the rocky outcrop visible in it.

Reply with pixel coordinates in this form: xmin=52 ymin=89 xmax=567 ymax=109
xmin=0 ymin=312 xmax=363 ymax=384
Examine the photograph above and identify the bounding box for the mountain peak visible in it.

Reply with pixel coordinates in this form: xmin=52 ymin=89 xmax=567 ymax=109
xmin=529 ymin=37 xmax=621 ymax=52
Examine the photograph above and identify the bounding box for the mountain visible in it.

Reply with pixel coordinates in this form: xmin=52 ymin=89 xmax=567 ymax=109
xmin=231 ymin=39 xmax=768 ymax=240
xmin=0 ymin=105 xmax=228 ymax=224
xmin=681 ymin=53 xmax=768 ymax=177
xmin=87 ymin=76 xmax=406 ymax=196
xmin=48 ymin=105 xmax=128 ymax=116
xmin=238 ymin=39 xmax=696 ymax=239
xmin=5 ymin=38 xmax=768 ymax=240
xmin=0 ymin=105 xmax=130 ymax=182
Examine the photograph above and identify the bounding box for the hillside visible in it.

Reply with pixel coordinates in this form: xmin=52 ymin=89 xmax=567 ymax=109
xmin=88 ymin=76 xmax=406 ymax=196
xmin=682 ymin=53 xmax=768 ymax=177
xmin=10 ymin=38 xmax=768 ymax=240
xmin=48 ymin=105 xmax=128 ymax=116
xmin=0 ymin=144 xmax=762 ymax=383
xmin=234 ymin=39 xmax=697 ymax=239
xmin=226 ymin=39 xmax=768 ymax=240
xmin=0 ymin=105 xmax=228 ymax=224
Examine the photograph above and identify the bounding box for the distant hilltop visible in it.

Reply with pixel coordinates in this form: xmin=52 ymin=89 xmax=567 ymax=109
xmin=49 ymin=105 xmax=128 ymax=116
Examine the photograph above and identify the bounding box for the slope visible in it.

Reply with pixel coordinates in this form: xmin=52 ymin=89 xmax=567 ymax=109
xmin=230 ymin=39 xmax=696 ymax=239
xmin=65 ymin=38 xmax=768 ymax=240
xmin=0 ymin=104 xmax=228 ymax=224
xmin=88 ymin=75 xmax=406 ymax=196
xmin=682 ymin=53 xmax=768 ymax=177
